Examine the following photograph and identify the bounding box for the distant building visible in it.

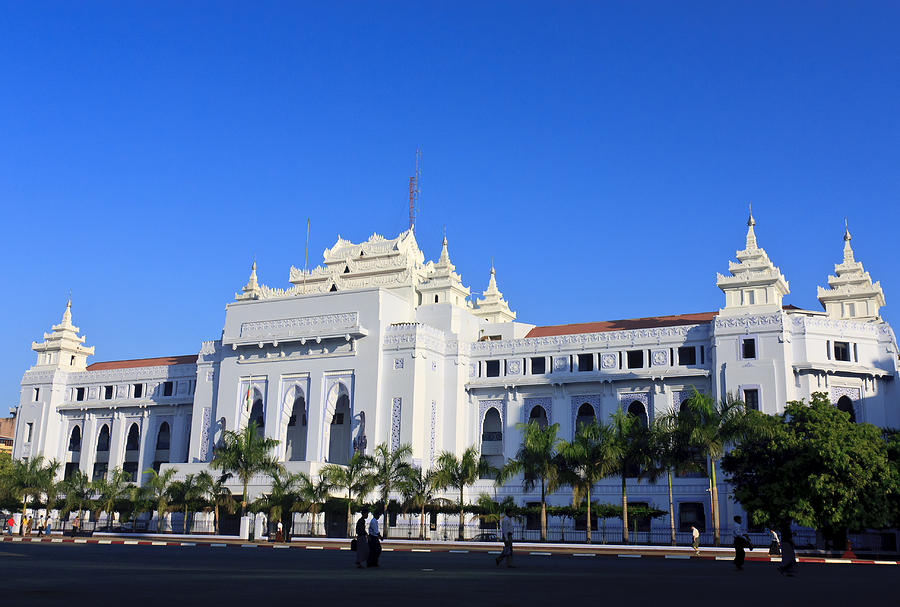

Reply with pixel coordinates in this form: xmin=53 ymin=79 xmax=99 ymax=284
xmin=11 ymin=215 xmax=898 ymax=535
xmin=0 ymin=414 xmax=15 ymax=456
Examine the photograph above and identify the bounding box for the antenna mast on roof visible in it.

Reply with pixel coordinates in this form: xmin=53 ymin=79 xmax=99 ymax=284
xmin=408 ymin=147 xmax=420 ymax=234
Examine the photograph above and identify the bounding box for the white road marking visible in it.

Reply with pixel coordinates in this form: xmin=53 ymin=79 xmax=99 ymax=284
xmin=449 ymin=550 xmax=469 ymax=554
xmin=412 ymin=549 xmax=430 ymax=552
xmin=823 ymin=559 xmax=851 ymax=564
xmin=181 ymin=543 xmax=196 ymax=547
xmin=617 ymin=554 xmax=641 ymax=558
xmin=210 ymin=543 xmax=226 ymax=547
xmin=873 ymin=561 xmax=898 ymax=565
xmin=572 ymin=553 xmax=595 ymax=557
xmin=240 ymin=544 xmax=257 ymax=548
xmin=530 ymin=552 xmax=552 ymax=556
xmin=665 ymin=555 xmax=690 ymax=559
xmin=124 ymin=540 xmax=138 ymax=545
xmin=306 ymin=546 xmax=324 ymax=550
xmin=273 ymin=545 xmax=289 ymax=549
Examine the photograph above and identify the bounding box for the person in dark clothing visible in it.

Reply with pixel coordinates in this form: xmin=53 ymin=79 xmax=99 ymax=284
xmin=732 ymin=515 xmax=752 ymax=571
xmin=367 ymin=507 xmax=383 ymax=568
xmin=355 ymin=508 xmax=369 ymax=568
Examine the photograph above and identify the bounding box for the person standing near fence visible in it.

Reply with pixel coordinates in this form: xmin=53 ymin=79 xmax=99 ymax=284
xmin=768 ymin=528 xmax=781 ymax=556
xmin=495 ymin=509 xmax=515 ymax=568
xmin=72 ymin=515 xmax=80 ymax=538
xmin=367 ymin=507 xmax=383 ymax=568
xmin=5 ymin=515 xmax=13 ymax=536
xmin=355 ymin=507 xmax=369 ymax=569
xmin=691 ymin=525 xmax=700 ymax=556
xmin=732 ymin=516 xmax=752 ymax=571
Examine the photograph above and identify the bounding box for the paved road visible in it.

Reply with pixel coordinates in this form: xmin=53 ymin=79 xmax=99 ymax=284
xmin=1 ymin=542 xmax=893 ymax=607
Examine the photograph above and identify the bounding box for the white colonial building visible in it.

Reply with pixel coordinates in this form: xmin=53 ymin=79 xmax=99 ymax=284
xmin=12 ymin=214 xmax=899 ymax=536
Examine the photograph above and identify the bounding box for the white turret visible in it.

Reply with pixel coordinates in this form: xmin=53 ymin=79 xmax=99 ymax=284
xmin=716 ymin=209 xmax=790 ymax=316
xmin=31 ymin=298 xmax=94 ymax=371
xmin=235 ymin=260 xmax=262 ymax=301
xmin=474 ymin=265 xmax=516 ymax=323
xmin=418 ymin=235 xmax=471 ymax=308
xmin=817 ymin=223 xmax=885 ymax=320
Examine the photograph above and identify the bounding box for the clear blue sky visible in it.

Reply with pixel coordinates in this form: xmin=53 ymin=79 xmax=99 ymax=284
xmin=2 ymin=2 xmax=899 ymax=408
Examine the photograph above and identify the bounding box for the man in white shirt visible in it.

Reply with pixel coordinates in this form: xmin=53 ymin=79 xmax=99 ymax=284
xmin=367 ymin=507 xmax=383 ymax=567
xmin=495 ymin=509 xmax=515 ymax=568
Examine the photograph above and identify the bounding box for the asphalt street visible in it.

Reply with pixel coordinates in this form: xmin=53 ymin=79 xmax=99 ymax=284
xmin=1 ymin=542 xmax=894 ymax=607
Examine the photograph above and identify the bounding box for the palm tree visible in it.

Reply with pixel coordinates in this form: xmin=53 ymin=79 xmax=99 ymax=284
xmin=322 ymin=452 xmax=375 ymax=537
xmin=210 ymin=420 xmax=281 ymax=515
xmin=679 ymin=388 xmax=749 ymax=546
xmin=609 ymin=409 xmax=655 ymax=544
xmin=252 ymin=468 xmax=302 ymax=535
xmin=649 ymin=409 xmax=697 ymax=546
xmin=367 ymin=442 xmax=413 ymax=538
xmin=92 ymin=467 xmax=132 ymax=530
xmin=433 ymin=447 xmax=493 ymax=541
xmin=143 ymin=467 xmax=177 ymax=532
xmin=62 ymin=470 xmax=94 ymax=523
xmin=472 ymin=493 xmax=517 ymax=536
xmin=297 ymin=472 xmax=331 ymax=536
xmin=399 ymin=466 xmax=442 ymax=539
xmin=557 ymin=420 xmax=621 ymax=543
xmin=167 ymin=473 xmax=204 ymax=534
xmin=9 ymin=456 xmax=59 ymax=519
xmin=196 ymin=471 xmax=234 ymax=534
xmin=500 ymin=422 xmax=561 ymax=542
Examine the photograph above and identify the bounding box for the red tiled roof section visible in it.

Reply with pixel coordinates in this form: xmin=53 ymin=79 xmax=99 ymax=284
xmin=525 ymin=311 xmax=720 ymax=338
xmin=87 ymin=355 xmax=198 ymax=371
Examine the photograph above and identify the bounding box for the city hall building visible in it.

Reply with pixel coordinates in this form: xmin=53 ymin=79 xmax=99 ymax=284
xmin=12 ymin=214 xmax=899 ymax=535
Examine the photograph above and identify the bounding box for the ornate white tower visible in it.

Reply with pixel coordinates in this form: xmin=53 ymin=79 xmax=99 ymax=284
xmin=716 ymin=210 xmax=790 ymax=316
xmin=418 ymin=236 xmax=471 ymax=307
xmin=817 ymin=224 xmax=885 ymax=320
xmin=30 ymin=298 xmax=94 ymax=371
xmin=474 ymin=265 xmax=516 ymax=323
xmin=235 ymin=260 xmax=262 ymax=301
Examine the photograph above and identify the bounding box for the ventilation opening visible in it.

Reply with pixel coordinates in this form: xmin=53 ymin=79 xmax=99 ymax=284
xmin=330 ymin=284 xmax=338 ymax=292
xmin=343 ymin=265 xmax=350 ymax=273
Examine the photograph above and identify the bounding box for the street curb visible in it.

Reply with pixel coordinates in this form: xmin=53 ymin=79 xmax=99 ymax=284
xmin=2 ymin=535 xmax=896 ymax=566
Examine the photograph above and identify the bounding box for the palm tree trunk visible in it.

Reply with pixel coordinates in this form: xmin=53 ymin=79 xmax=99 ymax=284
xmin=586 ymin=486 xmax=592 ymax=544
xmin=621 ymin=473 xmax=629 ymax=544
xmin=346 ymin=492 xmax=353 ymax=538
xmin=540 ymin=478 xmax=547 ymax=542
xmin=668 ymin=468 xmax=676 ymax=546
xmin=214 ymin=504 xmax=219 ymax=535
xmin=382 ymin=488 xmax=390 ymax=539
xmin=710 ymin=456 xmax=720 ymax=547
xmin=419 ymin=504 xmax=425 ymax=540
xmin=458 ymin=486 xmax=465 ymax=541
xmin=241 ymin=481 xmax=249 ymax=517
xmin=185 ymin=506 xmax=190 ymax=534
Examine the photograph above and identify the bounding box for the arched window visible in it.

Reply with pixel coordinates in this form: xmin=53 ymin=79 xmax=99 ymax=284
xmin=627 ymin=401 xmax=648 ymax=429
xmin=480 ymin=407 xmax=503 ymax=479
xmin=576 ymin=403 xmax=596 ymax=431
xmin=156 ymin=422 xmax=171 ymax=450
xmin=68 ymin=426 xmax=81 ymax=452
xmin=125 ymin=423 xmax=140 ymax=451
xmin=836 ymin=395 xmax=856 ymax=423
xmin=528 ymin=405 xmax=549 ymax=428
xmin=286 ymin=393 xmax=307 ymax=461
xmin=327 ymin=393 xmax=351 ymax=465
xmin=250 ymin=397 xmax=264 ymax=436
xmin=96 ymin=424 xmax=111 ymax=452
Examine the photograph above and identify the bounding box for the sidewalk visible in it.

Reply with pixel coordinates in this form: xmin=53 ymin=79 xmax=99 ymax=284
xmin=2 ymin=534 xmax=897 ymax=566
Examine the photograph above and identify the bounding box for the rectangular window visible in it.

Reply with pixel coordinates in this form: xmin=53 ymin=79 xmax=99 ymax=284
xmin=678 ymin=346 xmax=696 ymax=366
xmin=123 ymin=462 xmax=138 ymax=482
xmin=75 ymin=387 xmax=85 ymax=402
xmin=530 ymin=357 xmax=546 ymax=374
xmin=103 ymin=385 xmax=114 ymax=400
xmin=626 ymin=350 xmax=644 ymax=369
xmin=25 ymin=422 xmax=34 ymax=442
xmin=826 ymin=340 xmax=831 ymax=360
xmin=485 ymin=360 xmax=501 ymax=377
xmin=678 ymin=502 xmax=706 ymax=532
xmin=163 ymin=381 xmax=174 ymax=396
xmin=743 ymin=388 xmax=759 ymax=411
xmin=853 ymin=343 xmax=858 ymax=363
xmin=64 ymin=462 xmax=79 ymax=480
xmin=741 ymin=338 xmax=756 ymax=359
xmin=32 ymin=387 xmax=40 ymax=401
xmin=332 ymin=413 xmax=344 ymax=425
xmin=577 ymin=353 xmax=593 ymax=372
xmin=133 ymin=383 xmax=144 ymax=398
xmin=92 ymin=463 xmax=108 ymax=482
xmin=700 ymin=346 xmax=705 ymax=364
xmin=834 ymin=341 xmax=850 ymax=362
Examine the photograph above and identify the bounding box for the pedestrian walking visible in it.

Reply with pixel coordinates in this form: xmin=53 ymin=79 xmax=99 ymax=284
xmin=5 ymin=515 xmax=13 ymax=536
xmin=72 ymin=515 xmax=80 ymax=538
xmin=276 ymin=520 xmax=284 ymax=542
xmin=495 ymin=509 xmax=515 ymax=568
xmin=367 ymin=507 xmax=383 ymax=568
xmin=37 ymin=515 xmax=45 ymax=538
xmin=768 ymin=528 xmax=781 ymax=556
xmin=732 ymin=516 xmax=752 ymax=571
xmin=777 ymin=525 xmax=797 ymax=577
xmin=354 ymin=507 xmax=369 ymax=569
xmin=691 ymin=525 xmax=701 ymax=555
